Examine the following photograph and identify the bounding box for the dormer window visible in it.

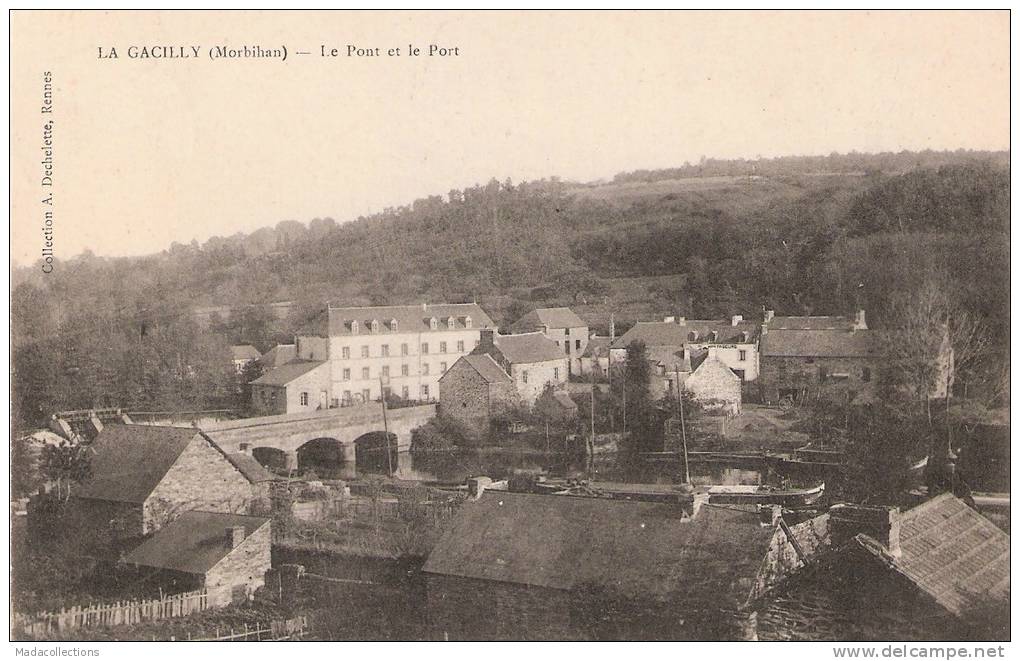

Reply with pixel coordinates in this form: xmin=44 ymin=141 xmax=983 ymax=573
xmin=350 ymin=320 xmax=359 ymax=334
xmin=390 ymin=318 xmax=398 ymax=332
xmin=688 ymin=331 xmax=697 ymax=342
xmin=465 ymin=316 xmax=472 ymax=329
xmin=447 ymin=316 xmax=456 ymax=329
xmin=371 ymin=319 xmax=380 ymax=333
xmin=430 ymin=317 xmax=438 ymax=330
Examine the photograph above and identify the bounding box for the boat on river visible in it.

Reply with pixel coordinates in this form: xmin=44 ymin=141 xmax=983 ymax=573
xmin=526 ymin=478 xmax=825 ymax=507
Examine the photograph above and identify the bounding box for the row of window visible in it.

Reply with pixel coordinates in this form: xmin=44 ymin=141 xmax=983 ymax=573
xmin=347 ymin=317 xmax=473 ymax=334
xmin=339 ymin=339 xmax=474 ymax=359
xmin=520 ymin=367 xmax=560 ymax=383
xmin=555 ymin=339 xmax=584 ymax=354
xmin=341 ymin=362 xmax=451 ymax=380
xmin=299 ymin=384 xmax=434 ymax=406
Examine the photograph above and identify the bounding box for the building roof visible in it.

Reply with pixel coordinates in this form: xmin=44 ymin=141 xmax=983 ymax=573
xmin=230 ymin=345 xmax=261 ymax=361
xmin=123 ymin=511 xmax=270 ymax=575
xmin=581 ymin=336 xmax=611 ymax=358
xmin=423 ymin=492 xmax=777 ymax=607
xmin=251 ymin=360 xmax=326 ymax=386
xmin=689 ymin=354 xmax=739 ymax=382
xmin=856 ymin=493 xmax=1010 ymax=617
xmin=74 ymin=425 xmax=202 ymax=504
xmin=320 ymin=303 xmax=494 ymax=337
xmin=768 ymin=316 xmax=857 ymax=331
xmin=611 ymin=320 xmax=757 ymax=350
xmin=257 ymin=344 xmax=297 ymax=369
xmin=760 ymin=329 xmax=878 ymax=358
xmin=442 ymin=354 xmax=512 ymax=385
xmin=646 ymin=346 xmax=691 ymax=372
xmin=510 ymin=307 xmax=587 ymax=333
xmin=492 ymin=332 xmax=565 ymax=365
xmin=226 ymin=453 xmax=275 ymax=483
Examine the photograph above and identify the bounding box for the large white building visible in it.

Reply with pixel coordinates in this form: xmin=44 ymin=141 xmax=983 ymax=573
xmin=294 ymin=302 xmax=495 ymax=405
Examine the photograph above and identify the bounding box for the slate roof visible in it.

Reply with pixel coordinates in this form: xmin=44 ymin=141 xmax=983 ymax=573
xmin=510 ymin=307 xmax=587 ymax=332
xmin=646 ymin=346 xmax=691 ymax=372
xmin=226 ymin=453 xmax=275 ymax=483
xmin=768 ymin=316 xmax=857 ymax=331
xmin=492 ymin=332 xmax=565 ymax=365
xmin=230 ymin=345 xmax=261 ymax=361
xmin=856 ymin=493 xmax=1010 ymax=617
xmin=74 ymin=425 xmax=202 ymax=504
xmin=257 ymin=344 xmax=297 ymax=369
xmin=442 ymin=354 xmax=512 ymax=384
xmin=423 ymin=492 xmax=777 ymax=607
xmin=251 ymin=360 xmax=326 ymax=386
xmin=689 ymin=355 xmax=739 ymax=381
xmin=581 ymin=336 xmax=611 ymax=358
xmin=324 ymin=303 xmax=494 ymax=336
xmin=123 ymin=511 xmax=270 ymax=575
xmin=760 ymin=329 xmax=878 ymax=358
xmin=611 ymin=320 xmax=757 ymax=350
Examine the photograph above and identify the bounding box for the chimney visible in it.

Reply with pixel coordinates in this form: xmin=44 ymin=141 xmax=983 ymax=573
xmin=828 ymin=504 xmax=900 ymax=557
xmin=764 ymin=309 xmax=775 ymax=323
xmin=226 ymin=526 xmax=246 ymax=549
xmin=731 ymin=315 xmax=743 ymax=326
xmin=479 ymin=328 xmax=495 ymax=350
xmin=663 ymin=316 xmax=675 ymax=324
xmin=853 ymin=309 xmax=867 ymax=330
xmin=609 ymin=313 xmax=616 ymax=341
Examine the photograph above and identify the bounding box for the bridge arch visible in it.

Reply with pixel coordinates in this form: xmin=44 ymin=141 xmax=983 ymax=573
xmin=352 ymin=431 xmax=398 ymax=473
xmin=252 ymin=446 xmax=289 ymax=473
xmin=296 ymin=437 xmax=355 ymax=478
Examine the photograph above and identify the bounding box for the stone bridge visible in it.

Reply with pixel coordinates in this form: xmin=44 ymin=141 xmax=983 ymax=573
xmin=202 ymin=403 xmax=435 ymax=473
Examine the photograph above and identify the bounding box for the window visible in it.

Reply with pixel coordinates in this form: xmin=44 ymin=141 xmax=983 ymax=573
xmin=341 ymin=346 xmax=350 ymax=359
xmin=401 ymin=343 xmax=408 ymax=356
xmin=342 ymin=368 xmax=351 ymax=381
xmin=381 ymin=344 xmax=390 ymax=357
xmin=371 ymin=319 xmax=380 ymax=333
xmin=440 ymin=362 xmax=448 ymax=374
xmin=565 ymin=343 xmax=570 ymax=354
xmin=421 ymin=384 xmax=430 ymax=399
xmin=862 ymin=367 xmax=872 ymax=382
xmin=362 ymin=388 xmax=371 ymax=402
xmin=423 ymin=364 xmax=430 ymax=376
xmin=739 ymin=350 xmax=747 ymax=362
xmin=362 ymin=367 xmax=371 ymax=379
xmin=576 ymin=339 xmax=581 ymax=350
xmin=457 ymin=340 xmax=465 ymax=352
xmin=554 ymin=367 xmax=559 ymax=380
xmin=390 ymin=318 xmax=398 ymax=332
xmin=402 ymin=386 xmax=409 ymax=399
xmin=440 ymin=341 xmax=448 ymax=353
xmin=361 ymin=345 xmax=370 ymax=358
xmin=300 ymin=392 xmax=309 ymax=406
xmin=343 ymin=390 xmax=351 ymax=403
xmin=447 ymin=316 xmax=456 ymax=329
xmin=330 ymin=398 xmax=339 ymax=408
xmin=429 ymin=317 xmax=438 ymax=330
xmin=522 ymin=370 xmax=529 ymax=383
xmin=350 ymin=320 xmax=358 ymax=333
xmin=382 ymin=365 xmax=390 ymax=377
xmin=465 ymin=316 xmax=472 ymax=329
xmin=422 ymin=342 xmax=429 ymax=355
xmin=401 ymin=364 xmax=409 ymax=376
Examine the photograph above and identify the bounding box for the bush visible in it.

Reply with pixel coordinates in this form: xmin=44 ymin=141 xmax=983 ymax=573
xmin=410 ymin=418 xmax=472 ymax=450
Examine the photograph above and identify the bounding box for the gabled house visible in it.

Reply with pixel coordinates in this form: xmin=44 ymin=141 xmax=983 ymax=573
xmin=230 ymin=345 xmax=261 ymax=373
xmin=684 ymin=350 xmax=742 ymax=415
xmin=250 ymin=359 xmax=330 ymax=415
xmin=439 ymin=353 xmax=521 ymax=441
xmin=69 ymin=425 xmax=260 ymax=540
xmin=471 ymin=329 xmax=568 ymax=405
xmin=123 ymin=511 xmax=271 ymax=606
xmin=510 ymin=307 xmax=589 ymax=375
xmin=423 ymin=491 xmax=812 ymax=640
xmin=578 ymin=335 xmax=611 ymax=378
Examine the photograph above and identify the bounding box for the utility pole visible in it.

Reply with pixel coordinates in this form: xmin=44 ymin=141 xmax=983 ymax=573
xmin=675 ymin=365 xmax=690 ymax=485
xmin=379 ymin=377 xmax=392 ymax=475
xmin=589 ymin=364 xmax=596 ymax=480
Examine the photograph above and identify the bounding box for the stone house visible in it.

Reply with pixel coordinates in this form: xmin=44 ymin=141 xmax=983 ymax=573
xmin=250 ymin=359 xmax=330 ymax=415
xmin=122 ymin=511 xmax=272 ymax=606
xmin=423 ymin=491 xmax=814 ymax=641
xmin=578 ymin=336 xmax=611 ymax=378
xmin=230 ymin=344 xmax=261 ymax=373
xmin=510 ymin=307 xmax=589 ymax=375
xmin=295 ymin=302 xmax=495 ymax=405
xmin=69 ymin=425 xmax=260 ymax=540
xmin=758 ymin=494 xmax=1010 ymax=641
xmin=610 ymin=315 xmax=760 ymax=383
xmin=471 ymin=329 xmax=568 ymax=406
xmin=758 ymin=310 xmax=879 ymax=405
xmin=438 ymin=353 xmax=521 ymax=441
xmin=684 ymin=350 xmax=742 ymax=415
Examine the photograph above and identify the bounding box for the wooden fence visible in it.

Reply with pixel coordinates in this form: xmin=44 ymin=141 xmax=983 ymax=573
xmin=14 ymin=588 xmax=218 ymax=636
xmin=188 ymin=617 xmax=307 ymax=641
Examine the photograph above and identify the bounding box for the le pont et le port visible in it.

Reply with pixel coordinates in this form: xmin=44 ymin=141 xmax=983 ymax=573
xmin=322 ymin=44 xmax=460 ymax=57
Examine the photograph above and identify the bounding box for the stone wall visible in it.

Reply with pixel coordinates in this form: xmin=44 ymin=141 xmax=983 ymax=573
xmin=251 ymin=384 xmax=287 ymax=416
xmin=758 ymin=355 xmax=877 ymax=404
xmin=511 ymin=358 xmax=568 ymax=406
xmin=685 ymin=358 xmax=742 ymax=414
xmin=205 ymin=521 xmax=272 ymax=604
xmin=144 ymin=436 xmax=254 ymax=533
xmin=439 ymin=361 xmax=494 ymax=440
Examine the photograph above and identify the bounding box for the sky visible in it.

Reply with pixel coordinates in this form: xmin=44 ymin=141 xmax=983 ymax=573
xmin=10 ymin=10 xmax=1010 ymax=266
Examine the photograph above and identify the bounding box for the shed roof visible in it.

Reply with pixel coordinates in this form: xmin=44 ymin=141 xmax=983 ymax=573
xmin=490 ymin=332 xmax=564 ymax=365
xmin=858 ymin=493 xmax=1010 ymax=617
xmin=511 ymin=307 xmax=587 ymax=332
xmin=251 ymin=360 xmax=326 ymax=386
xmin=226 ymin=453 xmax=275 ymax=483
xmin=760 ymin=329 xmax=878 ymax=358
xmin=442 ymin=354 xmax=512 ymax=385
xmin=230 ymin=345 xmax=261 ymax=361
xmin=611 ymin=320 xmax=757 ymax=350
xmin=423 ymin=492 xmax=776 ymax=607
xmin=73 ymin=425 xmax=202 ymax=504
xmin=123 ymin=511 xmax=270 ymax=575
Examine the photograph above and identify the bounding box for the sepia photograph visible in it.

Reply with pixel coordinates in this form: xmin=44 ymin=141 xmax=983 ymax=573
xmin=7 ymin=9 xmax=1012 ymax=650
